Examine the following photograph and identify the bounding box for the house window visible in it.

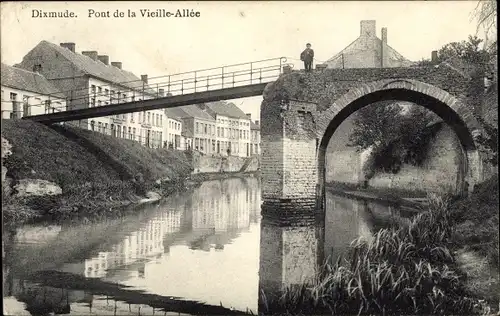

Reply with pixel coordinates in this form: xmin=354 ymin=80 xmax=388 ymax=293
xmin=130 ymin=112 xmax=134 ymax=122
xmin=98 ymin=122 xmax=102 ymax=133
xmin=97 ymin=100 xmax=102 ymax=107
xmin=104 ymin=123 xmax=108 ymax=134
xmin=98 ymin=87 xmax=102 ymax=94
xmin=217 ymin=127 xmax=220 ymax=137
xmin=122 ymin=94 xmax=126 ymax=102
xmin=90 ymin=120 xmax=95 ymax=131
xmin=117 ymin=125 xmax=121 ymax=137
xmin=90 ymin=97 xmax=96 ymax=107
xmin=129 ymin=127 xmax=132 ymax=139
xmin=196 ymin=122 xmax=199 ymax=133
xmin=105 ymin=89 xmax=109 ymax=97
xmin=147 ymin=112 xmax=151 ymax=123
xmin=204 ymin=124 xmax=207 ymax=134
xmin=91 ymin=85 xmax=96 ymax=94
xmin=110 ymin=90 xmax=115 ymax=103
xmin=133 ymin=128 xmax=136 ymax=140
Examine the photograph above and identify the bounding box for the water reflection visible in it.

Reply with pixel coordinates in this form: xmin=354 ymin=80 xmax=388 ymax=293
xmin=3 ymin=177 xmax=412 ymax=315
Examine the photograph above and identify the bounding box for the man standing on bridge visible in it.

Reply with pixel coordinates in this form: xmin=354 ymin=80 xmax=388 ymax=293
xmin=300 ymin=43 xmax=314 ymax=72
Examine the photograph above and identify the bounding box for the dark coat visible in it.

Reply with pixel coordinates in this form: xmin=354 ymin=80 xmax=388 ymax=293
xmin=300 ymin=48 xmax=314 ymax=62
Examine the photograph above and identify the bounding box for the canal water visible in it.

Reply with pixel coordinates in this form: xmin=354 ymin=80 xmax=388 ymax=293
xmin=3 ymin=177 xmax=413 ymax=316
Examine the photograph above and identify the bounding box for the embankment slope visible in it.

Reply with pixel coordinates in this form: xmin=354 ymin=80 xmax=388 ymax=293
xmin=1 ymin=119 xmax=192 ymax=223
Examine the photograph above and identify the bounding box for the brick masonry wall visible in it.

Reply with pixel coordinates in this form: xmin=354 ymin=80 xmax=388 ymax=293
xmin=191 ymin=154 xmax=258 ymax=174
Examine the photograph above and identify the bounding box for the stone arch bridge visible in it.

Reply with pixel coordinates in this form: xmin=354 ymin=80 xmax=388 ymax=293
xmin=260 ymin=65 xmax=486 ymax=217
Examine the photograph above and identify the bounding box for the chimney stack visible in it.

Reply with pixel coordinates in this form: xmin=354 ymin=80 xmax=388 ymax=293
xmin=381 ymin=27 xmax=388 ymax=68
xmin=141 ymin=75 xmax=148 ymax=84
xmin=111 ymin=62 xmax=122 ymax=69
xmin=246 ymin=113 xmax=252 ymax=119
xmin=431 ymin=51 xmax=438 ymax=63
xmin=98 ymin=55 xmax=109 ymax=65
xmin=82 ymin=51 xmax=98 ymax=61
xmin=159 ymin=88 xmax=165 ymax=97
xmin=255 ymin=120 xmax=260 ymax=126
xmin=381 ymin=27 xmax=387 ymax=44
xmin=60 ymin=42 xmax=75 ymax=53
xmin=360 ymin=20 xmax=376 ymax=37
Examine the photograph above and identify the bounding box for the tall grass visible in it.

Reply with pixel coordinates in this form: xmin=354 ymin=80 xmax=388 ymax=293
xmin=261 ymin=194 xmax=489 ymax=315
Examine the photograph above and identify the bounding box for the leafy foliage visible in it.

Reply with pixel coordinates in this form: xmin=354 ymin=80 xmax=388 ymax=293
xmin=349 ymin=102 xmax=437 ymax=177
xmin=475 ymin=117 xmax=498 ymax=165
xmin=416 ymin=35 xmax=493 ymax=67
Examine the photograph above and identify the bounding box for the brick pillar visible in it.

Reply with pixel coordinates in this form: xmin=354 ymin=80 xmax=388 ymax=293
xmin=261 ymin=99 xmax=320 ymax=218
xmin=466 ymin=149 xmax=483 ymax=192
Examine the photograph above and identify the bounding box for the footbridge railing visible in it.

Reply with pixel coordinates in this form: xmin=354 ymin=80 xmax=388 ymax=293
xmin=22 ymin=57 xmax=293 ymax=116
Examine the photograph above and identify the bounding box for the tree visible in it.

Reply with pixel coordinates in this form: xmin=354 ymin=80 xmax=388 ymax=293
xmin=349 ymin=102 xmax=439 ymax=175
xmin=348 ymin=101 xmax=403 ymax=152
xmin=416 ymin=35 xmax=492 ymax=66
xmin=472 ymin=0 xmax=497 ymax=40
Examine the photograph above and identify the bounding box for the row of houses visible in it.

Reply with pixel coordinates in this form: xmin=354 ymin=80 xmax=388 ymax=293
xmin=1 ymin=40 xmax=260 ymax=157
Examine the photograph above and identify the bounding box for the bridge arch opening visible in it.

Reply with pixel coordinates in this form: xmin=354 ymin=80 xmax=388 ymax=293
xmin=317 ymin=87 xmax=482 ymax=198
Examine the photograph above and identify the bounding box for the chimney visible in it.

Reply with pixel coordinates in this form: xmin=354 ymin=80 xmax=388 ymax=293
xmin=60 ymin=42 xmax=75 ymax=53
xmin=360 ymin=20 xmax=376 ymax=37
xmin=431 ymin=51 xmax=438 ymax=63
xmin=141 ymin=75 xmax=148 ymax=84
xmin=98 ymin=55 xmax=109 ymax=65
xmin=246 ymin=113 xmax=252 ymax=119
xmin=159 ymin=88 xmax=165 ymax=97
xmin=111 ymin=62 xmax=122 ymax=69
xmin=381 ymin=27 xmax=387 ymax=44
xmin=82 ymin=51 xmax=98 ymax=61
xmin=381 ymin=27 xmax=388 ymax=68
xmin=255 ymin=120 xmax=260 ymax=126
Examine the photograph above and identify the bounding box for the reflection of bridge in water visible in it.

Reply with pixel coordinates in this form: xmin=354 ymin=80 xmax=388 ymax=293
xmin=4 ymin=178 xmax=413 ymax=315
xmin=258 ymin=192 xmax=411 ymax=314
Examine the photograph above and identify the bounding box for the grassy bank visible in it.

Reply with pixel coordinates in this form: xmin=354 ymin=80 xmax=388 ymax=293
xmin=326 ymin=181 xmax=428 ymax=210
xmin=263 ymin=176 xmax=499 ymax=315
xmin=1 ymin=119 xmax=192 ymax=224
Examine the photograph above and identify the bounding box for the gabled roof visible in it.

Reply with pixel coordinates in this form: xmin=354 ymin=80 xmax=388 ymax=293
xmin=250 ymin=121 xmax=260 ymax=130
xmin=164 ymin=105 xmax=215 ymax=121
xmin=205 ymin=101 xmax=249 ymax=119
xmin=326 ymin=36 xmax=414 ymax=67
xmin=0 ymin=63 xmax=65 ymax=99
xmin=182 ymin=126 xmax=194 ymax=138
xmin=17 ymin=40 xmax=156 ymax=94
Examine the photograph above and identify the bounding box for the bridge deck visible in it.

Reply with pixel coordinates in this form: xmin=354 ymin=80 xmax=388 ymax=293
xmin=25 ymin=83 xmax=267 ymax=124
xmin=22 ymin=56 xmax=290 ymax=124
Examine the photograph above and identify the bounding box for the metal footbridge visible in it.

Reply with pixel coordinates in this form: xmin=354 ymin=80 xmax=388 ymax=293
xmin=23 ymin=57 xmax=293 ymax=124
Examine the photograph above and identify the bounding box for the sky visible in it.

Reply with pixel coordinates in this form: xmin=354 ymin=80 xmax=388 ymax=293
xmin=0 ymin=1 xmax=486 ymax=120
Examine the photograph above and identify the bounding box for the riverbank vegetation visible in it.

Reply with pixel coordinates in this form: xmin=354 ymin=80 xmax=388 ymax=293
xmin=261 ymin=175 xmax=499 ymax=315
xmin=2 ymin=119 xmax=192 ymax=224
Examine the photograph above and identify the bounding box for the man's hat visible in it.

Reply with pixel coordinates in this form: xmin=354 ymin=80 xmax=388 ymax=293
xmin=306 ymin=43 xmax=311 ymax=46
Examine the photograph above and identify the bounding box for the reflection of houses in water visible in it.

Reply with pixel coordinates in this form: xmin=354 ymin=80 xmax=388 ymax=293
xmin=58 ymin=209 xmax=183 ymax=279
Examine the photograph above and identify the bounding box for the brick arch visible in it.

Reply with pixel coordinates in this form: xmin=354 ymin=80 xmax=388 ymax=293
xmin=315 ymin=79 xmax=484 ymax=195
